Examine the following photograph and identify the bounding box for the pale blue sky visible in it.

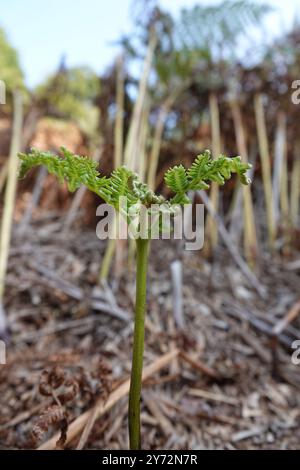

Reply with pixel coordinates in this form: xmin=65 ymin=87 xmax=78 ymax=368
xmin=0 ymin=0 xmax=298 ymax=88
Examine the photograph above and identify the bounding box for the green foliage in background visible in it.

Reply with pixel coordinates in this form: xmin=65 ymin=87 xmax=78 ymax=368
xmin=178 ymin=0 xmax=271 ymax=56
xmin=35 ymin=66 xmax=100 ymax=137
xmin=0 ymin=27 xmax=24 ymax=92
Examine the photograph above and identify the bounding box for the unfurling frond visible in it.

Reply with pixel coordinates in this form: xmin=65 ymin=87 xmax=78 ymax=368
xmin=18 ymin=147 xmax=251 ymax=221
xmin=187 ymin=150 xmax=251 ymax=190
xmin=19 ymin=147 xmax=107 ymax=194
xmin=164 ymin=150 xmax=251 ymax=205
xmin=164 ymin=165 xmax=191 ymax=204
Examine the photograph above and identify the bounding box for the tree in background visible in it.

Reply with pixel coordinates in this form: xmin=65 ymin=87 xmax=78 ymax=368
xmin=35 ymin=65 xmax=101 ymax=141
xmin=0 ymin=27 xmax=25 ymax=109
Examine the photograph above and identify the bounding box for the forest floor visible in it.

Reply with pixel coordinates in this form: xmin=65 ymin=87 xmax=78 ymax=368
xmin=0 ymin=212 xmax=300 ymax=450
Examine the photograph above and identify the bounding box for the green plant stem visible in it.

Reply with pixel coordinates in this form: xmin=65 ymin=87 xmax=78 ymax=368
xmin=128 ymin=237 xmax=149 ymax=450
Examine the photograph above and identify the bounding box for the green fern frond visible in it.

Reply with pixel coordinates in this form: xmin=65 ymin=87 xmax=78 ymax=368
xmin=18 ymin=147 xmax=251 ymax=220
xmin=19 ymin=147 xmax=107 ymax=195
xmin=187 ymin=150 xmax=251 ymax=190
xmin=164 ymin=150 xmax=251 ymax=204
xmin=186 ymin=150 xmax=212 ymax=190
xmin=164 ymin=164 xmax=189 ymax=193
xmin=100 ymin=166 xmax=139 ymax=210
xmin=164 ymin=165 xmax=191 ymax=205
xmin=230 ymin=156 xmax=252 ymax=185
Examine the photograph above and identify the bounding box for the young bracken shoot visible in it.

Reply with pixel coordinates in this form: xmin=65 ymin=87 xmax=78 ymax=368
xmin=18 ymin=147 xmax=251 ymax=450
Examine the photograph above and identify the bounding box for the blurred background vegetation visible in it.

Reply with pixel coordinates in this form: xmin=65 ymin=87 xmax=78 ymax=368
xmin=0 ymin=0 xmax=300 ymax=273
